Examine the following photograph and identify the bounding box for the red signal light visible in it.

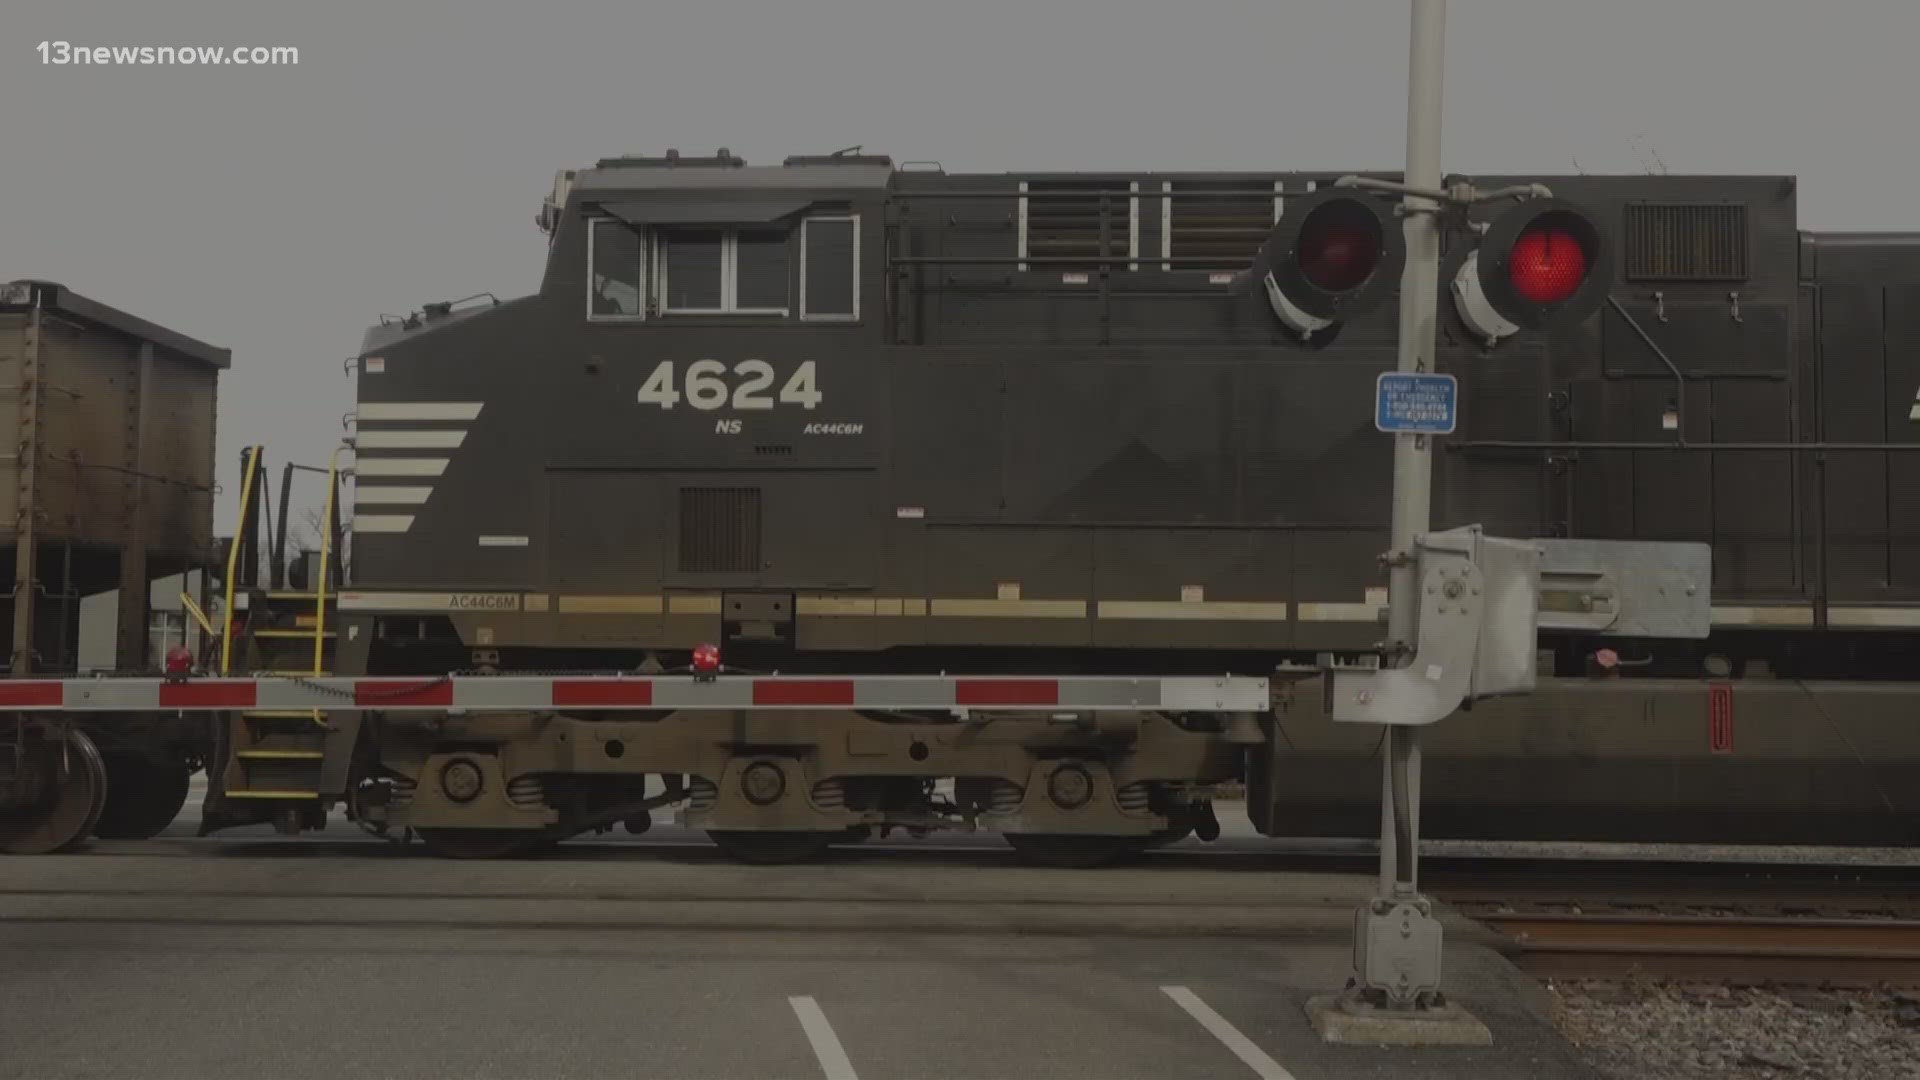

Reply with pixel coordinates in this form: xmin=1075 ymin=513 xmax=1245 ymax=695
xmin=1300 ymin=224 xmax=1380 ymax=293
xmin=691 ymin=643 xmax=722 ymax=676
xmin=1452 ymin=198 xmax=1608 ymax=346
xmin=1257 ymin=189 xmax=1403 ymax=345
xmin=1508 ymin=226 xmax=1587 ymax=305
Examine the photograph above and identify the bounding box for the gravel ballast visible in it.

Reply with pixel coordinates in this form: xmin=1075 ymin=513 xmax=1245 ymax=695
xmin=1549 ymin=980 xmax=1920 ymax=1079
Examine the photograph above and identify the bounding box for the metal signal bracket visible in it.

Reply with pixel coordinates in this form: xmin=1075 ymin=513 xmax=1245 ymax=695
xmin=1333 ymin=174 xmax=1554 ymax=208
xmin=1325 ymin=528 xmax=1712 ymax=727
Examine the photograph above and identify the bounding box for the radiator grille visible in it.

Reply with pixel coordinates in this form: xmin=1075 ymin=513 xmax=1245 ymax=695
xmin=1024 ymin=179 xmax=1133 ymax=270
xmin=1167 ymin=181 xmax=1273 ymax=271
xmin=1624 ymin=202 xmax=1748 ymax=282
xmin=678 ymin=487 xmax=762 ymax=573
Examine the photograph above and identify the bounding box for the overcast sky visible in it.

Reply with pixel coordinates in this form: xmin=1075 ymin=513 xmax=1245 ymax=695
xmin=7 ymin=0 xmax=1918 ymax=527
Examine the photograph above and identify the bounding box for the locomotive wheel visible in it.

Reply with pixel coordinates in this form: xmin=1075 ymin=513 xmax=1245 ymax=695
xmin=415 ymin=827 xmax=553 ymax=860
xmin=707 ymin=829 xmax=836 ymax=865
xmin=93 ymin=750 xmax=193 ymax=840
xmin=0 ymin=725 xmax=109 ymax=855
xmin=1004 ymin=833 xmax=1151 ymax=869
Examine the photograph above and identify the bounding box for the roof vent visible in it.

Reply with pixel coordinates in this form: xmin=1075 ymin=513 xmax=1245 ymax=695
xmin=784 ymin=146 xmax=893 ymax=168
xmin=595 ymin=149 xmax=747 ymax=169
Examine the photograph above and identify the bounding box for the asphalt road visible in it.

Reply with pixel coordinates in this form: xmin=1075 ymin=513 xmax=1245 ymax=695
xmin=7 ymin=776 xmax=1911 ymax=1079
xmin=31 ymin=771 xmax=1909 ymax=1079
xmin=0 ymin=780 xmax=1620 ymax=1076
xmin=0 ymin=780 xmax=1607 ymax=1080
xmin=0 ymin=919 xmax=1596 ymax=1080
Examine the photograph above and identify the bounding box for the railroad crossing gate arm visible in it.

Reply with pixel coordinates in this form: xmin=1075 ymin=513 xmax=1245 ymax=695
xmin=1326 ymin=528 xmax=1712 ymax=726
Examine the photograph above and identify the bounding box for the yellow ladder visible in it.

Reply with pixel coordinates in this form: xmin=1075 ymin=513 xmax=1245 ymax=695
xmin=219 ymin=447 xmax=342 ymax=803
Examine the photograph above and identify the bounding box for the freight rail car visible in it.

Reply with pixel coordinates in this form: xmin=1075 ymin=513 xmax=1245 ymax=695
xmin=0 ymin=281 xmax=225 ymax=851
xmin=6 ymin=151 xmax=1919 ymax=863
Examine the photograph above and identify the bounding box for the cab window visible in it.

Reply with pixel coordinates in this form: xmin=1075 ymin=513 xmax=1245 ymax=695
xmin=801 ymin=216 xmax=858 ymax=321
xmin=587 ymin=219 xmax=645 ymax=320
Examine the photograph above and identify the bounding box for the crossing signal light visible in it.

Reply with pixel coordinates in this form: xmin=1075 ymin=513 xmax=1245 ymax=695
xmin=1450 ymin=198 xmax=1610 ymax=347
xmin=1256 ymin=188 xmax=1404 ymax=346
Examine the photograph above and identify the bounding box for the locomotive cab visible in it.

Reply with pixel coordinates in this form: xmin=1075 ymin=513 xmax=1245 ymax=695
xmin=352 ymin=150 xmax=892 ymax=664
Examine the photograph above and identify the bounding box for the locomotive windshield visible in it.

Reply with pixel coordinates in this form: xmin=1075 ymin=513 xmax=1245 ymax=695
xmin=658 ymin=227 xmax=789 ymax=314
xmin=585 ymin=209 xmax=859 ymax=323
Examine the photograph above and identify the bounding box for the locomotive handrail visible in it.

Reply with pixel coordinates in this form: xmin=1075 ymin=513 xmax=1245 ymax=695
xmin=885 ymin=186 xmax=1382 ymax=200
xmin=178 ymin=592 xmax=217 ymax=640
xmin=1450 ymin=441 xmax=1920 ymax=452
xmin=312 ymin=447 xmax=342 ymax=676
xmin=1605 ymin=296 xmax=1689 ymax=445
xmin=886 ymin=254 xmax=1258 ymax=269
xmin=219 ymin=446 xmax=263 ymax=675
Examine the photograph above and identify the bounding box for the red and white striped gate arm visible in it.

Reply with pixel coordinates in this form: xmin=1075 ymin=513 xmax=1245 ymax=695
xmin=0 ymin=673 xmax=1270 ymax=714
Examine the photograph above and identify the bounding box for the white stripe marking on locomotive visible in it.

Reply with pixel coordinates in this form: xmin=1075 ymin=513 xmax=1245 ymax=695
xmin=353 ymin=486 xmax=433 ymax=505
xmin=339 ymin=591 xmax=519 ymax=612
xmin=1161 ymin=986 xmax=1297 ymax=1080
xmin=928 ymin=598 xmax=1087 ymax=618
xmin=1710 ymin=604 xmax=1816 ymax=627
xmin=557 ymin=595 xmax=664 ymax=614
xmin=1295 ymin=601 xmax=1386 ymax=622
xmin=352 ymin=515 xmax=415 ymax=533
xmin=478 ymin=535 xmax=530 ymax=548
xmin=788 ymin=996 xmax=859 ymax=1080
xmin=1097 ymin=601 xmax=1289 ymax=621
xmin=355 ymin=458 xmax=449 ymax=477
xmin=1826 ymin=605 xmax=1920 ymax=628
xmin=355 ymin=429 xmax=468 ymax=449
xmin=356 ymin=402 xmax=484 ymax=422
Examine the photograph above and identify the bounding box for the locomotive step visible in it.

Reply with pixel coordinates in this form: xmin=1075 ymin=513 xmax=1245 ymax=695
xmin=235 ymin=749 xmax=324 ymax=761
xmin=224 ymin=790 xmax=320 ymax=800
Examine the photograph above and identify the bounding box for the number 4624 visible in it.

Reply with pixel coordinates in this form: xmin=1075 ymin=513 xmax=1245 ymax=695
xmin=635 ymin=359 xmax=821 ymax=411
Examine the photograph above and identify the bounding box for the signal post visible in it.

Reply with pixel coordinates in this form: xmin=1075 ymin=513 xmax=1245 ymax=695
xmin=1248 ymin=0 xmax=1649 ymax=1045
xmin=1308 ymin=0 xmax=1483 ymax=1043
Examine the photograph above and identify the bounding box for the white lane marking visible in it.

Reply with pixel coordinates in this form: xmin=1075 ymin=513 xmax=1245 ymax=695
xmin=1162 ymin=986 xmax=1297 ymax=1080
xmin=788 ymin=996 xmax=858 ymax=1080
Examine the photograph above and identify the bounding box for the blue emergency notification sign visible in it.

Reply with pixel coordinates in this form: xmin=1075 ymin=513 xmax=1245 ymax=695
xmin=1374 ymin=372 xmax=1457 ymax=435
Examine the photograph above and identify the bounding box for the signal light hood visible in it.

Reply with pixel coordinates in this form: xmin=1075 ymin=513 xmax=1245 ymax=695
xmin=1451 ymin=197 xmax=1611 ymax=347
xmin=1254 ymin=188 xmax=1404 ymax=345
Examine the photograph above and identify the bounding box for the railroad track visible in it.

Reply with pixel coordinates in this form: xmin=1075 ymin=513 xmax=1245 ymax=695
xmin=1429 ymin=857 xmax=1920 ymax=986
xmin=1475 ymin=911 xmax=1920 ymax=987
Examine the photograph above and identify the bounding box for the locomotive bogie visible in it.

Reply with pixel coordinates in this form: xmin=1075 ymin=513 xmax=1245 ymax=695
xmin=367 ymin=705 xmax=1238 ymax=857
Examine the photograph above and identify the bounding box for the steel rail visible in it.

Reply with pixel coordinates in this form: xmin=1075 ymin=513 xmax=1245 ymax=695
xmin=1480 ymin=912 xmax=1920 ymax=986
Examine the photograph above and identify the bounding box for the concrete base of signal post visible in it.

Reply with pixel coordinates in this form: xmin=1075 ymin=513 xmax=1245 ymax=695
xmin=1305 ymin=992 xmax=1494 ymax=1047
